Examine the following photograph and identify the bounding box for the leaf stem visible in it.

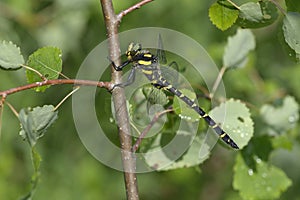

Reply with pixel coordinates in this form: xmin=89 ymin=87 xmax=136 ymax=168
xmin=226 ymin=0 xmax=240 ymax=10
xmin=130 ymin=121 xmax=142 ymax=136
xmin=269 ymin=0 xmax=286 ymax=15
xmin=21 ymin=64 xmax=47 ymax=81
xmin=53 ymin=86 xmax=80 ymax=111
xmin=5 ymin=101 xmax=19 ymax=118
xmin=210 ymin=66 xmax=227 ymax=99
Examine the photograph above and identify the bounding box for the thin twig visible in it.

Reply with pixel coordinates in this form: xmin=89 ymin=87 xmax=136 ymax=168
xmin=130 ymin=121 xmax=142 ymax=136
xmin=0 ymin=97 xmax=4 ymax=139
xmin=132 ymin=109 xmax=173 ymax=153
xmin=5 ymin=101 xmax=19 ymax=118
xmin=21 ymin=65 xmax=47 ymax=81
xmin=21 ymin=64 xmax=70 ymax=80
xmin=0 ymin=95 xmax=6 ymax=104
xmin=59 ymin=73 xmax=70 ymax=79
xmin=58 ymin=69 xmax=70 ymax=80
xmin=193 ymin=84 xmax=211 ymax=100
xmin=210 ymin=66 xmax=227 ymax=99
xmin=53 ymin=86 xmax=80 ymax=111
xmin=269 ymin=0 xmax=286 ymax=15
xmin=0 ymin=79 xmax=113 ymax=97
xmin=117 ymin=0 xmax=154 ymax=22
xmin=226 ymin=0 xmax=240 ymax=10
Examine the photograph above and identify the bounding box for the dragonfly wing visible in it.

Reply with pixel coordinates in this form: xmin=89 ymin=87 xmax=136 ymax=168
xmin=156 ymin=34 xmax=167 ymax=65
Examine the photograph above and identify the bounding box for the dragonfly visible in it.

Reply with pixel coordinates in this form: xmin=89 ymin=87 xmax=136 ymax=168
xmin=111 ymin=39 xmax=239 ymax=149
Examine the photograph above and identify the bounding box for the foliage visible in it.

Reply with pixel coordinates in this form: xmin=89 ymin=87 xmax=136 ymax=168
xmin=237 ymin=1 xmax=279 ymax=28
xmin=223 ymin=29 xmax=255 ymax=68
xmin=19 ymin=105 xmax=58 ymax=147
xmin=209 ymin=99 xmax=253 ymax=149
xmin=209 ymin=1 xmax=239 ymax=31
xmin=282 ymin=12 xmax=300 ymax=62
xmin=26 ymin=47 xmax=63 ymax=92
xmin=0 ymin=0 xmax=300 ymax=200
xmin=0 ymin=40 xmax=24 ymax=70
xmin=233 ymin=154 xmax=292 ymax=200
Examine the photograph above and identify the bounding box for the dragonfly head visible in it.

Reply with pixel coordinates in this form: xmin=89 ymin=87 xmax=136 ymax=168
xmin=126 ymin=42 xmax=142 ymax=60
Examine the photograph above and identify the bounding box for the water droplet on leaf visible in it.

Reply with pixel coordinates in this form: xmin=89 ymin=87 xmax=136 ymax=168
xmin=248 ymin=169 xmax=254 ymax=176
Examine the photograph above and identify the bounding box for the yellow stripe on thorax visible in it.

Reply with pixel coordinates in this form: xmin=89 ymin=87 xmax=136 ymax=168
xmin=142 ymin=69 xmax=153 ymax=75
xmin=138 ymin=60 xmax=152 ymax=65
xmin=143 ymin=54 xmax=152 ymax=58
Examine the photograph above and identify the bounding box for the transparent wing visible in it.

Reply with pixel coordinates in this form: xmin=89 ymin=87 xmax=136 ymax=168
xmin=143 ymin=35 xmax=184 ymax=105
xmin=156 ymin=35 xmax=181 ymax=87
xmin=156 ymin=34 xmax=167 ymax=65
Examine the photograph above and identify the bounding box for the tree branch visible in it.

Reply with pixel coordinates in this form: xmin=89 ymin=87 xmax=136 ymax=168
xmin=117 ymin=0 xmax=154 ymax=22
xmin=0 ymin=79 xmax=113 ymax=96
xmin=100 ymin=0 xmax=140 ymax=199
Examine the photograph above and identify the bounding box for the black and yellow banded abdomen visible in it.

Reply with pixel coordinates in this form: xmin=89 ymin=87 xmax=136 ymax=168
xmin=156 ymin=77 xmax=239 ymax=149
xmin=115 ymin=41 xmax=239 ymax=149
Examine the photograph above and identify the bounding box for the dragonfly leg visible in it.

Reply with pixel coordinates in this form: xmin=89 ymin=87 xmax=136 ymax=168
xmin=111 ymin=67 xmax=136 ymax=91
xmin=108 ymin=56 xmax=131 ymax=71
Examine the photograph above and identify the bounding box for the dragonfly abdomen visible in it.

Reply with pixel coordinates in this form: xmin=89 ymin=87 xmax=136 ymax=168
xmin=156 ymin=77 xmax=239 ymax=149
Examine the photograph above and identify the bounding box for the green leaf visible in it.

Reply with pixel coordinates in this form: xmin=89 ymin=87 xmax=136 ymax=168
xmin=26 ymin=47 xmax=62 ymax=92
xmin=20 ymin=147 xmax=42 ymax=200
xmin=237 ymin=1 xmax=279 ymax=28
xmin=250 ymin=136 xmax=274 ymax=162
xmin=209 ymin=99 xmax=253 ymax=149
xmin=270 ymin=143 xmax=300 ymax=183
xmin=209 ymin=1 xmax=239 ymax=31
xmin=19 ymin=105 xmax=58 ymax=147
xmin=260 ymin=96 xmax=299 ymax=135
xmin=282 ymin=12 xmax=300 ymax=62
xmin=271 ymin=135 xmax=293 ymax=150
xmin=285 ymin=0 xmax=300 ymax=12
xmin=0 ymin=40 xmax=24 ymax=70
xmin=233 ymin=154 xmax=292 ymax=200
xmin=134 ymin=86 xmax=169 ymax=127
xmin=161 ymin=134 xmax=210 ymax=170
xmin=144 ymin=131 xmax=210 ymax=171
xmin=173 ymin=89 xmax=200 ymax=122
xmin=142 ymin=86 xmax=169 ymax=106
xmin=223 ymin=29 xmax=255 ymax=69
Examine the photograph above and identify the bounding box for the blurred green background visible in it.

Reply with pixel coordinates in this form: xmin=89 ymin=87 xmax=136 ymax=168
xmin=0 ymin=0 xmax=299 ymax=199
